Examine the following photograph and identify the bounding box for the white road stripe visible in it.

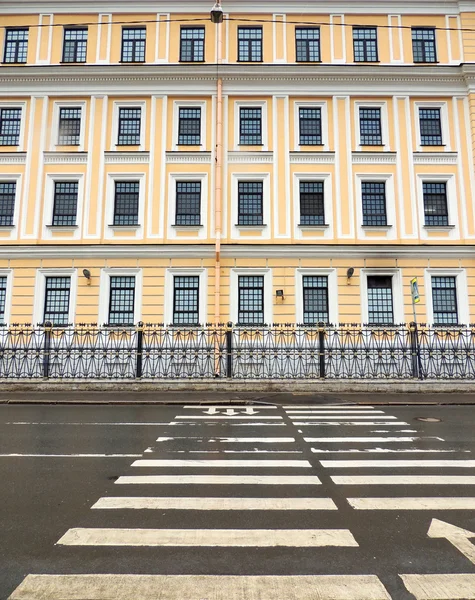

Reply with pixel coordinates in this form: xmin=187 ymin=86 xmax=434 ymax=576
xmin=312 ymin=449 xmax=464 ymax=454
xmin=132 ymin=459 xmax=312 ymax=468
xmin=348 ymin=498 xmax=475 ymax=510
xmin=322 ymin=460 xmax=475 ymax=468
xmin=284 ymin=405 xmax=375 ymax=409
xmin=0 ymin=453 xmax=142 ymax=458
xmin=293 ymin=422 xmax=408 ymax=426
xmin=156 ymin=436 xmax=295 ymax=443
xmin=92 ymin=497 xmax=338 ymax=510
xmin=8 ymin=574 xmax=392 ymax=600
xmin=286 ymin=410 xmax=385 ymax=414
xmin=400 ymin=574 xmax=475 ymax=599
xmin=174 ymin=416 xmax=283 ymax=420
xmin=7 ymin=422 xmax=171 ymax=426
xmin=183 ymin=405 xmax=277 ymax=409
xmin=304 ymin=437 xmax=431 ymax=443
xmin=290 ymin=415 xmax=397 ymax=420
xmin=185 ymin=450 xmax=304 ymax=454
xmin=116 ymin=475 xmax=322 ymax=485
xmin=170 ymin=422 xmax=286 ymax=426
xmin=332 ymin=475 xmax=475 ymax=485
xmin=57 ymin=528 xmax=358 ymax=547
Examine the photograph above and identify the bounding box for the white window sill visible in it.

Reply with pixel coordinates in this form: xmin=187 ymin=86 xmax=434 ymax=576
xmin=361 ymin=225 xmax=392 ymax=231
xmin=235 ymin=224 xmax=267 ymax=231
xmin=46 ymin=225 xmax=78 ymax=230
xmin=108 ymin=224 xmax=141 ymax=230
xmin=171 ymin=224 xmax=203 ymax=231
xmin=298 ymin=224 xmax=329 ymax=230
xmin=423 ymin=225 xmax=455 ymax=231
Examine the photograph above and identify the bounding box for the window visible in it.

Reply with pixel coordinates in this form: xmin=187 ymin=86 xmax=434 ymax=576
xmin=108 ymin=276 xmax=135 ymax=325
xmin=359 ymin=107 xmax=382 ymax=145
xmin=299 ymin=107 xmax=322 ymax=146
xmin=412 ymin=28 xmax=437 ymax=63
xmin=353 ymin=27 xmax=378 ymax=62
xmin=3 ymin=29 xmax=28 ymax=63
xmin=58 ymin=107 xmax=81 ymax=145
xmin=178 ymin=107 xmax=201 ymax=145
xmin=238 ymin=275 xmax=264 ymax=324
xmin=0 ymin=108 xmax=21 ymax=146
xmin=62 ymin=28 xmax=87 ymax=62
xmin=419 ymin=108 xmax=442 ymax=146
xmin=121 ymin=28 xmax=146 ymax=62
xmin=173 ymin=276 xmax=200 ymax=325
xmin=238 ymin=27 xmax=262 ymax=62
xmin=52 ymin=181 xmax=78 ymax=226
xmin=180 ymin=27 xmax=205 ymax=62
xmin=367 ymin=276 xmax=394 ymax=325
xmin=113 ymin=181 xmax=139 ymax=226
xmin=303 ymin=276 xmax=329 ymax=324
xmin=175 ymin=181 xmax=201 ymax=226
xmin=423 ymin=182 xmax=448 ymax=226
xmin=0 ymin=182 xmax=16 ymax=226
xmin=362 ymin=182 xmax=387 ymax=226
xmin=0 ymin=276 xmax=6 ymax=322
xmin=239 ymin=107 xmax=262 ymax=145
xmin=43 ymin=276 xmax=71 ymax=326
xmin=117 ymin=107 xmax=141 ymax=145
xmin=295 ymin=28 xmax=320 ymax=62
xmin=432 ymin=276 xmax=458 ymax=325
xmin=238 ymin=181 xmax=263 ymax=226
xmin=299 ymin=181 xmax=325 ymax=226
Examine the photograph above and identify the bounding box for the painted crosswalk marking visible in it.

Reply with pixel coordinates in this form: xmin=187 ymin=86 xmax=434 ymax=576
xmin=322 ymin=460 xmax=475 ymax=468
xmin=312 ymin=448 xmax=463 ymax=454
xmin=305 ymin=437 xmax=443 ymax=443
xmin=289 ymin=415 xmax=397 ymax=420
xmin=131 ymin=459 xmax=312 ymax=468
xmin=332 ymin=475 xmax=475 ymax=485
xmin=92 ymin=497 xmax=338 ymax=510
xmin=283 ymin=405 xmax=376 ymax=409
xmin=286 ymin=410 xmax=385 ymax=414
xmin=116 ymin=474 xmax=322 ymax=485
xmin=400 ymin=574 xmax=475 ymax=599
xmin=156 ymin=436 xmax=296 ymax=443
xmin=183 ymin=405 xmax=277 ymax=409
xmin=348 ymin=498 xmax=475 ymax=510
xmin=292 ymin=421 xmax=409 ymax=426
xmin=174 ymin=415 xmax=283 ymax=420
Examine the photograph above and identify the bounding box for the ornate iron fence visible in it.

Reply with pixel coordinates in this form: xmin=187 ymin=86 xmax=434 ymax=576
xmin=0 ymin=322 xmax=473 ymax=379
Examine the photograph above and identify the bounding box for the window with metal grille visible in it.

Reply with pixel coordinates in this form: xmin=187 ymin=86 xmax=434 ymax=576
xmin=62 ymin=28 xmax=87 ymax=62
xmin=362 ymin=181 xmax=387 ymax=226
xmin=180 ymin=27 xmax=205 ymax=62
xmin=238 ymin=181 xmax=263 ymax=226
xmin=173 ymin=276 xmax=199 ymax=325
xmin=175 ymin=181 xmax=201 ymax=226
xmin=0 ymin=182 xmax=16 ymax=226
xmin=359 ymin=107 xmax=382 ymax=145
xmin=432 ymin=276 xmax=458 ymax=325
xmin=353 ymin=27 xmax=378 ymax=62
xmin=108 ymin=276 xmax=135 ymax=325
xmin=238 ymin=27 xmax=262 ymax=62
xmin=4 ymin=29 xmax=28 ymax=63
xmin=121 ymin=28 xmax=146 ymax=62
xmin=295 ymin=28 xmax=320 ymax=62
xmin=238 ymin=275 xmax=264 ymax=324
xmin=0 ymin=108 xmax=21 ymax=146
xmin=299 ymin=107 xmax=322 ymax=145
xmin=113 ymin=181 xmax=139 ymax=226
xmin=299 ymin=181 xmax=325 ymax=225
xmin=423 ymin=182 xmax=449 ymax=226
xmin=367 ymin=275 xmax=394 ymax=325
xmin=412 ymin=28 xmax=437 ymax=62
xmin=0 ymin=276 xmax=6 ymax=322
xmin=419 ymin=108 xmax=442 ymax=145
xmin=58 ymin=107 xmax=81 ymax=145
xmin=303 ymin=276 xmax=329 ymax=324
xmin=178 ymin=107 xmax=201 ymax=145
xmin=239 ymin=107 xmax=262 ymax=145
xmin=43 ymin=277 xmax=71 ymax=326
xmin=117 ymin=107 xmax=141 ymax=145
xmin=52 ymin=181 xmax=78 ymax=226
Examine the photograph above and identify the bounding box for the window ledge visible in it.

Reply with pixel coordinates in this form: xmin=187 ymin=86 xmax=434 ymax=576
xmin=46 ymin=225 xmax=78 ymax=230
xmin=361 ymin=225 xmax=392 ymax=230
xmin=298 ymin=224 xmax=329 ymax=229
xmin=108 ymin=224 xmax=141 ymax=230
xmin=171 ymin=224 xmax=203 ymax=230
xmin=419 ymin=145 xmax=446 ymax=148
xmin=0 ymin=225 xmax=15 ymax=230
xmin=423 ymin=225 xmax=455 ymax=230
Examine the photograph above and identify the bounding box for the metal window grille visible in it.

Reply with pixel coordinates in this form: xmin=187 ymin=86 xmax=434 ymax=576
xmin=238 ymin=27 xmax=262 ymax=62
xmin=173 ymin=276 xmax=200 ymax=325
xmin=178 ymin=107 xmax=201 ymax=145
xmin=295 ymin=28 xmax=320 ymax=62
xmin=239 ymin=107 xmax=262 ymax=145
xmin=238 ymin=181 xmax=263 ymax=226
xmin=52 ymin=181 xmax=78 ymax=226
xmin=121 ymin=28 xmax=146 ymax=62
xmin=108 ymin=276 xmax=135 ymax=325
xmin=0 ymin=182 xmax=16 ymax=226
xmin=0 ymin=276 xmax=6 ymax=322
xmin=58 ymin=107 xmax=81 ymax=145
xmin=362 ymin=181 xmax=387 ymax=226
xmin=432 ymin=276 xmax=458 ymax=325
xmin=44 ymin=277 xmax=71 ymax=326
xmin=0 ymin=108 xmax=21 ymax=146
xmin=117 ymin=107 xmax=141 ymax=145
xmin=419 ymin=108 xmax=442 ymax=145
xmin=113 ymin=181 xmax=139 ymax=226
xmin=180 ymin=27 xmax=205 ymax=61
xmin=4 ymin=29 xmax=28 ymax=63
xmin=175 ymin=181 xmax=201 ymax=226
xmin=359 ymin=108 xmax=382 ymax=145
xmin=303 ymin=276 xmax=329 ymax=324
xmin=299 ymin=107 xmax=322 ymax=145
xmin=238 ymin=275 xmax=264 ymax=324
xmin=353 ymin=27 xmax=378 ymax=62
xmin=412 ymin=28 xmax=437 ymax=63
xmin=62 ymin=28 xmax=88 ymax=62
xmin=299 ymin=181 xmax=325 ymax=225
xmin=367 ymin=275 xmax=394 ymax=325
xmin=423 ymin=182 xmax=449 ymax=226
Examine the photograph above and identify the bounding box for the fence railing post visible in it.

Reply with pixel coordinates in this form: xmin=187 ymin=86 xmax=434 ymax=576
xmin=409 ymin=321 xmax=421 ymax=379
xmin=318 ymin=321 xmax=326 ymax=379
xmin=43 ymin=321 xmax=52 ymax=378
xmin=136 ymin=322 xmax=144 ymax=378
xmin=226 ymin=321 xmax=233 ymax=378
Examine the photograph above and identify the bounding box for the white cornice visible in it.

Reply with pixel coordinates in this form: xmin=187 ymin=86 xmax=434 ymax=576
xmin=104 ymin=151 xmax=150 ymax=163
xmin=166 ymin=151 xmax=212 ymax=163
xmin=0 ymin=153 xmax=27 ymax=164
xmin=413 ymin=152 xmax=458 ymax=164
xmin=43 ymin=151 xmax=88 ymax=164
xmin=352 ymin=152 xmax=397 ymax=164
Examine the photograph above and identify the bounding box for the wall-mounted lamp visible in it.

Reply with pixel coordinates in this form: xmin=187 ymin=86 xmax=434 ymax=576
xmin=276 ymin=289 xmax=285 ymax=301
xmin=210 ymin=1 xmax=224 ymax=23
xmin=83 ymin=269 xmax=92 ymax=286
xmin=346 ymin=267 xmax=355 ymax=285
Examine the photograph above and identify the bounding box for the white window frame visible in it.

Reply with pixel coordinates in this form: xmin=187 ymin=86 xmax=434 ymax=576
xmin=0 ymin=269 xmax=13 ymax=325
xmin=164 ymin=268 xmax=208 ymax=326
xmin=424 ymin=268 xmax=469 ymax=326
xmin=416 ymin=173 xmax=459 ymax=239
xmin=43 ymin=173 xmax=84 ymax=240
xmin=167 ymin=172 xmax=208 ymax=241
xmin=0 ymin=174 xmax=22 ymax=233
xmin=0 ymin=102 xmax=27 ymax=151
xmin=111 ymin=101 xmax=146 ymax=151
xmin=234 ymin=100 xmax=268 ymax=151
xmin=355 ymin=173 xmax=397 ymax=240
xmin=293 ymin=172 xmax=333 ymax=239
xmin=415 ymin=102 xmax=450 ymax=151
xmin=293 ymin=101 xmax=329 ymax=151
xmin=172 ymin=100 xmax=207 ymax=151
xmin=230 ymin=268 xmax=273 ymax=325
xmin=231 ymin=172 xmax=271 ymax=239
xmin=51 ymin=101 xmax=86 ymax=151
xmin=33 ymin=268 xmax=78 ymax=326
xmin=360 ymin=268 xmax=404 ymax=325
xmin=355 ymin=101 xmax=390 ymax=151
xmin=295 ymin=268 xmax=338 ymax=325
xmin=105 ymin=172 xmax=146 ymax=239
xmin=98 ymin=268 xmax=143 ymax=326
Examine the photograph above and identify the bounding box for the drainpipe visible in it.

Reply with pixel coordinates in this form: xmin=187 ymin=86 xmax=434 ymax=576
xmin=213 ymin=3 xmax=223 ymax=329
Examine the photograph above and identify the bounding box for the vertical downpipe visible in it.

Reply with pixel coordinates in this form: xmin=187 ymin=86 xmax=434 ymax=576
xmin=214 ymin=14 xmax=223 ymax=375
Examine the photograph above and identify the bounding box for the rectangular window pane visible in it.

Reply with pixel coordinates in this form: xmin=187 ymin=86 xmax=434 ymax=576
xmin=0 ymin=276 xmax=6 ymax=322
xmin=109 ymin=276 xmax=135 ymax=325
xmin=114 ymin=181 xmax=139 ymax=226
xmin=367 ymin=276 xmax=394 ymax=325
xmin=117 ymin=107 xmax=141 ymax=145
xmin=180 ymin=27 xmax=205 ymax=62
xmin=52 ymin=181 xmax=78 ymax=226
xmin=238 ymin=27 xmax=262 ymax=62
xmin=0 ymin=182 xmax=16 ymax=226
xmin=173 ymin=276 xmax=199 ymax=325
xmin=238 ymin=181 xmax=263 ymax=226
xmin=359 ymin=107 xmax=382 ymax=145
xmin=299 ymin=181 xmax=324 ymax=225
xmin=0 ymin=108 xmax=21 ymax=146
xmin=238 ymin=275 xmax=264 ymax=324
xmin=299 ymin=107 xmax=322 ymax=145
xmin=353 ymin=27 xmax=378 ymax=62
xmin=44 ymin=277 xmax=71 ymax=326
xmin=295 ymin=27 xmax=320 ymax=62
xmin=62 ymin=28 xmax=88 ymax=62
xmin=412 ymin=28 xmax=436 ymax=63
xmin=423 ymin=182 xmax=448 ymax=226
xmin=419 ymin=108 xmax=442 ymax=145
xmin=303 ymin=276 xmax=329 ymax=324
xmin=239 ymin=107 xmax=262 ymax=145
xmin=175 ymin=181 xmax=201 ymax=226
xmin=362 ymin=181 xmax=387 ymax=226
xmin=432 ymin=276 xmax=458 ymax=325
xmin=121 ymin=28 xmax=146 ymax=62
xmin=58 ymin=107 xmax=81 ymax=145
xmin=178 ymin=107 xmax=201 ymax=145
xmin=4 ymin=29 xmax=29 ymax=63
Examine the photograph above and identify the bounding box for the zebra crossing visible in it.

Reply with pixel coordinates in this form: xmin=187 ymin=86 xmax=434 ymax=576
xmin=8 ymin=402 xmax=475 ymax=599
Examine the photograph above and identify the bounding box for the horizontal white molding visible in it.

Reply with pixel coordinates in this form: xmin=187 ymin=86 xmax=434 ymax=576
xmin=104 ymin=152 xmax=150 ymax=164
xmin=0 ymin=153 xmax=27 ymax=164
xmin=166 ymin=151 xmax=211 ymax=163
xmin=352 ymin=152 xmax=397 ymax=164
xmin=290 ymin=152 xmax=335 ymax=164
xmin=43 ymin=152 xmax=88 ymax=164
xmin=413 ymin=152 xmax=458 ymax=164
xmin=228 ymin=151 xmax=273 ymax=163
xmin=92 ymin=497 xmax=337 ymax=510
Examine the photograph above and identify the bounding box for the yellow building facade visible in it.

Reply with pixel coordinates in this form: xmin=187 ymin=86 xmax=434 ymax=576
xmin=0 ymin=0 xmax=474 ymax=327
